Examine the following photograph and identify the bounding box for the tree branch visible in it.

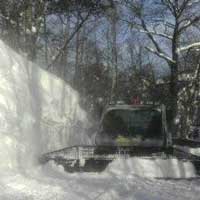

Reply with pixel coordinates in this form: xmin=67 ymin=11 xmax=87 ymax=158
xmin=140 ymin=19 xmax=163 ymax=53
xmin=177 ymin=0 xmax=191 ymax=17
xmin=177 ymin=42 xmax=200 ymax=53
xmin=179 ymin=16 xmax=200 ymax=33
xmin=139 ymin=29 xmax=173 ymax=40
xmin=161 ymin=0 xmax=176 ymax=15
xmin=139 ymin=18 xmax=175 ymax=65
xmin=146 ymin=46 xmax=176 ymax=64
xmin=47 ymin=11 xmax=91 ymax=69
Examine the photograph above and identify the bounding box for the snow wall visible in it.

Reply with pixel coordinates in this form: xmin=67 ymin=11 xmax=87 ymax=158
xmin=0 ymin=40 xmax=90 ymax=172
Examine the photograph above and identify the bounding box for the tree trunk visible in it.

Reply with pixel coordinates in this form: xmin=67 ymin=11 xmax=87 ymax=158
xmin=74 ymin=14 xmax=81 ymax=90
xmin=169 ymin=22 xmax=179 ymax=136
xmin=169 ymin=62 xmax=178 ymax=135
xmin=110 ymin=9 xmax=118 ymax=102
xmin=44 ymin=9 xmax=48 ymax=66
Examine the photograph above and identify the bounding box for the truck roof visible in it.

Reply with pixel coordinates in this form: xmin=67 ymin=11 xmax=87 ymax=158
xmin=104 ymin=104 xmax=160 ymax=112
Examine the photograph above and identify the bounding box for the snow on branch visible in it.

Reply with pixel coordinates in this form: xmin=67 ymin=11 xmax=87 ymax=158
xmin=139 ymin=18 xmax=176 ymax=64
xmin=140 ymin=19 xmax=163 ymax=54
xmin=188 ymin=0 xmax=200 ymax=6
xmin=139 ymin=30 xmax=173 ymax=40
xmin=146 ymin=47 xmax=176 ymax=64
xmin=177 ymin=42 xmax=200 ymax=53
xmin=179 ymin=16 xmax=200 ymax=32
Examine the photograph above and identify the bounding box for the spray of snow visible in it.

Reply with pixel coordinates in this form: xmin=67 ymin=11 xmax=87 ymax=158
xmin=0 ymin=39 xmax=200 ymax=200
xmin=0 ymin=39 xmax=90 ymax=172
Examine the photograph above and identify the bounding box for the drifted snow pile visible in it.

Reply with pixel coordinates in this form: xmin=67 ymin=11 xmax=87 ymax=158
xmin=0 ymin=39 xmax=200 ymax=200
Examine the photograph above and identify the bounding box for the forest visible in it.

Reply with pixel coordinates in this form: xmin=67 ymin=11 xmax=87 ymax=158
xmin=0 ymin=0 xmax=200 ymax=137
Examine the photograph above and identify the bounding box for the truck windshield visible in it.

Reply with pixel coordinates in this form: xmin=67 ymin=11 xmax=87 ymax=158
xmin=102 ymin=109 xmax=162 ymax=140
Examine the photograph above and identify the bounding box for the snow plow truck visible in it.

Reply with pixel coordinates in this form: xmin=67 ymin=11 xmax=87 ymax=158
xmin=40 ymin=103 xmax=200 ymax=173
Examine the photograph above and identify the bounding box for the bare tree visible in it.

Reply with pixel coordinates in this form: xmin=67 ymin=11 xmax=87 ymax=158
xmin=47 ymin=0 xmax=114 ymax=69
xmin=123 ymin=0 xmax=200 ymax=135
xmin=110 ymin=6 xmax=118 ymax=101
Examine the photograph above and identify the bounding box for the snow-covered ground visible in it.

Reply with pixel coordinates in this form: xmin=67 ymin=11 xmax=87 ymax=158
xmin=1 ymin=162 xmax=200 ymax=200
xmin=1 ymin=39 xmax=200 ymax=200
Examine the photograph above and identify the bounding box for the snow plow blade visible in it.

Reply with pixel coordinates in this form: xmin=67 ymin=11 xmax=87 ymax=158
xmin=39 ymin=144 xmax=200 ymax=173
xmin=39 ymin=145 xmax=168 ymax=172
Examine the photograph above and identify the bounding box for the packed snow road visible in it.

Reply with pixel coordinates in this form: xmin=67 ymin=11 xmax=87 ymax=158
xmin=1 ymin=162 xmax=200 ymax=200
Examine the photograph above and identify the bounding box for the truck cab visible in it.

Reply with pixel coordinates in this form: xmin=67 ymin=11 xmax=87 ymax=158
xmin=95 ymin=104 xmax=171 ymax=148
